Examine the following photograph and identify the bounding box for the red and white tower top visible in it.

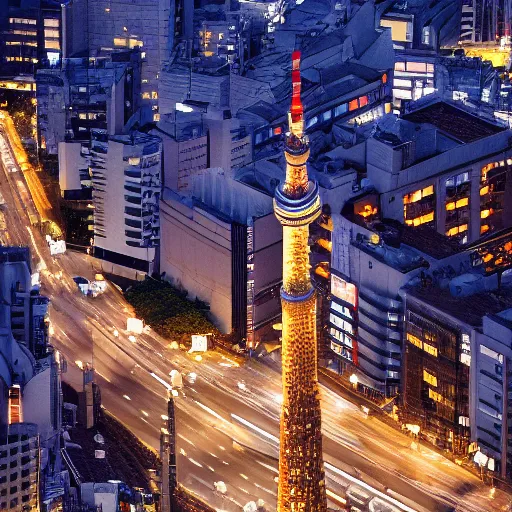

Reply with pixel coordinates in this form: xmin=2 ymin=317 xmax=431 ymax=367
xmin=289 ymin=50 xmax=304 ymax=137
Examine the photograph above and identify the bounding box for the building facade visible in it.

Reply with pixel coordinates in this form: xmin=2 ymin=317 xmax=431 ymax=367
xmin=90 ymin=130 xmax=162 ymax=277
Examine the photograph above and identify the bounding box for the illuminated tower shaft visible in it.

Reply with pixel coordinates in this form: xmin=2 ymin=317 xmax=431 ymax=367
xmin=274 ymin=51 xmax=327 ymax=512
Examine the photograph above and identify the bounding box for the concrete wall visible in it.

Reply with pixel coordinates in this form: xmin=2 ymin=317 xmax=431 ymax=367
xmin=159 ymin=197 xmax=233 ymax=333
xmin=58 ymin=141 xmax=84 ymax=192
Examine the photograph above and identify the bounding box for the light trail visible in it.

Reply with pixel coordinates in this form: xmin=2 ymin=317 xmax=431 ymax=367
xmin=150 ymin=371 xmax=172 ymax=390
xmin=194 ymin=400 xmax=230 ymax=424
xmin=233 ymin=414 xmax=416 ymax=512
xmin=324 ymin=463 xmax=417 ymax=512
xmin=231 ymin=414 xmax=278 ymax=442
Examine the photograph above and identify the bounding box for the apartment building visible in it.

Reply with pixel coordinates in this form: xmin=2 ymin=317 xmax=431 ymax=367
xmin=90 ymin=130 xmax=162 ymax=278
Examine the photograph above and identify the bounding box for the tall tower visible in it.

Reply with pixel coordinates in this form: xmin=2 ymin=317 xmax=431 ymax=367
xmin=274 ymin=51 xmax=327 ymax=512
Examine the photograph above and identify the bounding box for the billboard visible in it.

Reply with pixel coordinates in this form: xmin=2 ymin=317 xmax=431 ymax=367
xmin=331 ymin=275 xmax=357 ymax=307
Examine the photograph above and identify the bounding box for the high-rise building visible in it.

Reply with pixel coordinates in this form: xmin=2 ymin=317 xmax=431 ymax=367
xmin=0 ymin=0 xmax=62 ymax=78
xmin=89 ymin=130 xmax=161 ymax=278
xmin=273 ymin=51 xmax=326 ymax=511
xmin=85 ymin=0 xmax=172 ymax=113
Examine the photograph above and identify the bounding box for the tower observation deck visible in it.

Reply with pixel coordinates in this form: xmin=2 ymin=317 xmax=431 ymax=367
xmin=274 ymin=50 xmax=327 ymax=512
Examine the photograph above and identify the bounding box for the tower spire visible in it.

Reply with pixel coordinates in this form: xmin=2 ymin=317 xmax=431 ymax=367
xmin=273 ymin=52 xmax=327 ymax=512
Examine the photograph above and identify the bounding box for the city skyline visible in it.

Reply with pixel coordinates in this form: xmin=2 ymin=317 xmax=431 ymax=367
xmin=2 ymin=0 xmax=512 ymax=511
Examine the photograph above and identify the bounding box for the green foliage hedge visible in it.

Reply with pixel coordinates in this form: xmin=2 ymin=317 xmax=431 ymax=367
xmin=124 ymin=278 xmax=218 ymax=340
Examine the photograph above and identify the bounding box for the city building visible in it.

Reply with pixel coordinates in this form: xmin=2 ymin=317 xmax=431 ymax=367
xmin=37 ymin=49 xmax=141 ymax=158
xmin=90 ymin=130 xmax=162 ymax=278
xmin=460 ymin=0 xmax=512 ymax=45
xmin=401 ymin=254 xmax=512 ymax=460
xmin=0 ymin=0 xmax=62 ymax=78
xmin=85 ymin=0 xmax=172 ymax=112
xmin=0 ymin=246 xmax=65 ymax=512
xmin=473 ymin=308 xmax=512 ymax=479
xmin=274 ymin=51 xmax=326 ymax=510
xmin=367 ymin=99 xmax=512 ymax=245
xmin=159 ymin=169 xmax=282 ymax=342
xmin=153 ymin=105 xmax=252 ymax=193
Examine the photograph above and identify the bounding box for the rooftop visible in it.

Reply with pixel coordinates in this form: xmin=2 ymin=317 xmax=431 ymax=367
xmin=402 ymin=101 xmax=505 ymax=143
xmin=401 ymin=225 xmax=461 ymax=260
xmin=407 ymin=283 xmax=512 ymax=326
xmin=353 ymin=233 xmax=428 ymax=273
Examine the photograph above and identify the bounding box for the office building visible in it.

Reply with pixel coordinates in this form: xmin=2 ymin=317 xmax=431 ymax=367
xmin=90 ymin=130 xmax=162 ymax=278
xmin=153 ymin=106 xmax=252 ymax=193
xmin=37 ymin=49 xmax=141 ymax=157
xmin=85 ymin=0 xmax=172 ymax=112
xmin=159 ymin=170 xmax=282 ymax=342
xmin=0 ymin=0 xmax=62 ymax=78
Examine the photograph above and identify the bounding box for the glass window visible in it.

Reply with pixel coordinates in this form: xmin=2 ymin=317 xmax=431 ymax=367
xmin=44 ymin=18 xmax=59 ymax=27
xmin=45 ymin=40 xmax=60 ymax=50
xmin=306 ymin=116 xmax=318 ymax=128
xmin=406 ymin=62 xmax=427 ymax=73
xmin=334 ymin=103 xmax=347 ymax=117
xmin=348 ymin=98 xmax=358 ymax=111
xmin=44 ymin=29 xmax=59 ymax=39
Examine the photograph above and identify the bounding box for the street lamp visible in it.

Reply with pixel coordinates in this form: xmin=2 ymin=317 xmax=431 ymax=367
xmin=349 ymin=373 xmax=358 ymax=390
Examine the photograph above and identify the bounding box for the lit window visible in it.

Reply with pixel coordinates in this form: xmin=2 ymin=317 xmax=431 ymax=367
xmin=407 ymin=333 xmax=422 ymax=349
xmin=406 ymin=62 xmax=427 ymax=73
xmin=394 ymin=78 xmax=412 ymax=88
xmin=45 ymin=40 xmax=60 ymax=50
xmin=44 ymin=29 xmax=59 ymax=39
xmin=10 ymin=18 xmax=36 ymax=25
xmin=423 ymin=369 xmax=437 ymax=387
xmin=422 ymin=26 xmax=430 ymax=45
xmin=44 ymin=18 xmax=59 ymax=27
xmin=423 ymin=343 xmax=438 ymax=357
xmin=128 ymin=39 xmax=143 ymax=49
xmin=12 ymin=30 xmax=37 ymax=36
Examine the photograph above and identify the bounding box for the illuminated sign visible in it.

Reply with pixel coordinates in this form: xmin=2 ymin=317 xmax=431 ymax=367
xmin=331 ymin=275 xmax=357 ymax=307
